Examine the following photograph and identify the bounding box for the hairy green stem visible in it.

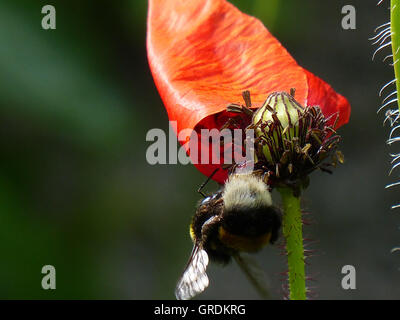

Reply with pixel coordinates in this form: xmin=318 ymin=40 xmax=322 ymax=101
xmin=278 ymin=188 xmax=306 ymax=300
xmin=392 ymin=0 xmax=400 ymax=111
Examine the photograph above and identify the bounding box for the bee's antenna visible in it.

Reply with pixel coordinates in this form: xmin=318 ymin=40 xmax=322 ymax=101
xmin=197 ymin=168 xmax=219 ymax=198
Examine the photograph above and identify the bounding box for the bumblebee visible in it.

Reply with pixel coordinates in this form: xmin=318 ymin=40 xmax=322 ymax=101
xmin=175 ymin=172 xmax=281 ymax=300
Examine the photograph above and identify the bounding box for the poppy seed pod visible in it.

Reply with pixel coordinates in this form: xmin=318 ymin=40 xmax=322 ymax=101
xmin=251 ymin=91 xmax=343 ymax=193
xmin=253 ymin=91 xmax=304 ymax=163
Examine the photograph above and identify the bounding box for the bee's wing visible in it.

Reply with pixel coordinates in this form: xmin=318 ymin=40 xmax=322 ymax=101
xmin=234 ymin=252 xmax=271 ymax=299
xmin=175 ymin=244 xmax=210 ymax=300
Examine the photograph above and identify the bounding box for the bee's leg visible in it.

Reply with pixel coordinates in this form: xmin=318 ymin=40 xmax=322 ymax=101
xmin=233 ymin=252 xmax=271 ymax=300
xmin=197 ymin=168 xmax=219 ymax=198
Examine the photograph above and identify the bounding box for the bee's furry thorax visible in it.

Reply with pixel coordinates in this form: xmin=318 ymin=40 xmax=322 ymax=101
xmin=222 ymin=174 xmax=272 ymax=211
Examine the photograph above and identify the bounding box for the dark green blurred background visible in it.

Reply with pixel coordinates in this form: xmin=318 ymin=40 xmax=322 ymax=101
xmin=1 ymin=0 xmax=399 ymax=299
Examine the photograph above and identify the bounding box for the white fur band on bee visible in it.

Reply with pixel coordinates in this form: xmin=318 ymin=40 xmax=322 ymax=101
xmin=222 ymin=174 xmax=272 ymax=212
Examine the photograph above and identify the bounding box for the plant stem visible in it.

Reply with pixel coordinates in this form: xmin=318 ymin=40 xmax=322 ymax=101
xmin=391 ymin=0 xmax=400 ymax=112
xmin=278 ymin=187 xmax=306 ymax=300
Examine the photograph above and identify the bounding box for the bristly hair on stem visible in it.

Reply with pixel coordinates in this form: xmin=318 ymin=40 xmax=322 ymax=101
xmin=371 ymin=0 xmax=400 ymax=253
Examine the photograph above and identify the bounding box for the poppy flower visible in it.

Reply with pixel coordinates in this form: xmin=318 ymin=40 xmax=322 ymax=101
xmin=147 ymin=0 xmax=351 ymax=184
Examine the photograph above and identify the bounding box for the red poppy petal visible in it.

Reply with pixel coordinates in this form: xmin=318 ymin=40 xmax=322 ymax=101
xmin=147 ymin=0 xmax=309 ymax=134
xmin=147 ymin=0 xmax=351 ymax=183
xmin=303 ymin=69 xmax=351 ymax=129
